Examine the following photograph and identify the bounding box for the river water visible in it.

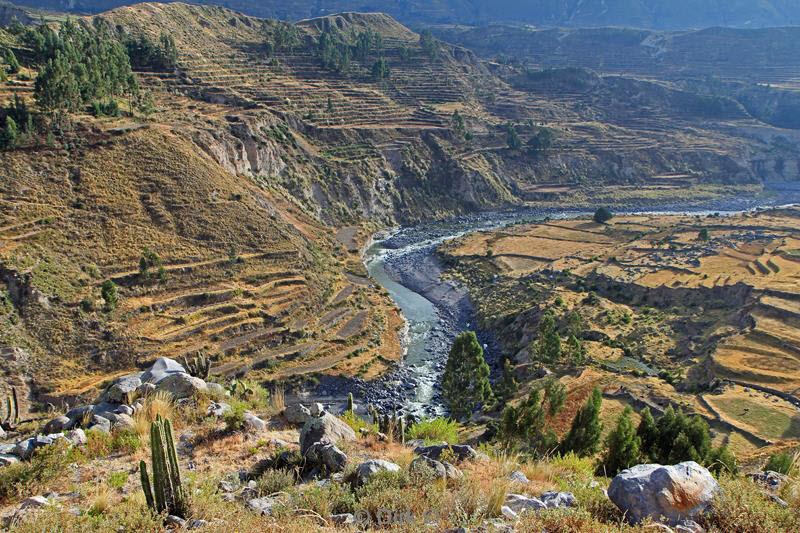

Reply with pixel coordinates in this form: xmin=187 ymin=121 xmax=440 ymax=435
xmin=357 ymin=197 xmax=800 ymax=417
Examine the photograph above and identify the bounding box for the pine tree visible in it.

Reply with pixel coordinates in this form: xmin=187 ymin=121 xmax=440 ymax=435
xmin=602 ymin=406 xmax=640 ymax=476
xmin=442 ymin=331 xmax=493 ymax=420
xmin=534 ymin=312 xmax=561 ymax=363
xmin=506 ymin=123 xmax=522 ymax=150
xmin=496 ymin=358 xmax=517 ymax=403
xmin=2 ymin=116 xmax=17 ymax=149
xmin=566 ymin=334 xmax=585 ymax=365
xmin=636 ymin=407 xmax=658 ymax=461
xmin=560 ymin=386 xmax=603 ymax=457
xmin=544 ymin=379 xmax=566 ymax=416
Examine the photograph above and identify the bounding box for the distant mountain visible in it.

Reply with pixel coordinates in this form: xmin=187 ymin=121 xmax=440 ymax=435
xmin=8 ymin=0 xmax=800 ymax=29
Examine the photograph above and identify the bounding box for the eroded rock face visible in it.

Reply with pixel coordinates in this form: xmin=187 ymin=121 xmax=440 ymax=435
xmin=608 ymin=462 xmax=720 ymax=525
xmin=299 ymin=413 xmax=356 ymax=454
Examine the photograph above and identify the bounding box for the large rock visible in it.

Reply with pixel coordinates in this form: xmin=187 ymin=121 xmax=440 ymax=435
xmin=88 ymin=415 xmax=112 ymax=433
xmin=305 ymin=442 xmax=348 ymax=473
xmin=155 ymin=373 xmax=207 ymax=399
xmin=14 ymin=434 xmax=63 ymax=459
xmin=410 ymin=455 xmax=462 ymax=481
xmin=0 ymin=454 xmax=19 ymax=466
xmin=141 ymin=357 xmax=187 ymax=384
xmin=541 ymin=491 xmax=577 ymax=509
xmin=43 ymin=416 xmax=72 ymax=434
xmin=284 ymin=404 xmax=311 ymax=425
xmin=64 ymin=405 xmax=93 ymax=426
xmin=413 ymin=444 xmax=487 ymax=463
xmin=105 ymin=373 xmax=143 ymax=404
xmin=243 ymin=413 xmax=266 ymax=432
xmin=111 ymin=413 xmax=135 ymax=432
xmin=608 ymin=462 xmax=720 ymax=525
xmin=299 ymin=412 xmax=356 ymax=454
xmin=504 ymin=494 xmax=547 ymax=515
xmin=247 ymin=497 xmax=276 ymax=516
xmin=354 ymin=459 xmax=401 ymax=486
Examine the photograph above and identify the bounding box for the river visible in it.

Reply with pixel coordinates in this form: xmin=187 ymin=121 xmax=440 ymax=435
xmin=352 ymin=195 xmax=800 ymax=418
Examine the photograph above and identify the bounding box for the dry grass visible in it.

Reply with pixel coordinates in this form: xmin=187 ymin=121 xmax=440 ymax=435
xmin=132 ymin=390 xmax=174 ymax=439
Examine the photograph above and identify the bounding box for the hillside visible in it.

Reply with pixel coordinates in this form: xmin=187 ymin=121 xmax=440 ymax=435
xmin=9 ymin=0 xmax=800 ymax=28
xmin=1 ymin=3 xmax=800 ymax=415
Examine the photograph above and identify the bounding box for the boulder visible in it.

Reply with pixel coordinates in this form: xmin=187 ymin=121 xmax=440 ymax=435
xmin=64 ymin=405 xmax=93 ymax=426
xmin=0 ymin=426 xmax=4 ymax=439
xmin=504 ymin=494 xmax=547 ymax=515
xmin=135 ymin=383 xmax=157 ymax=399
xmin=410 ymin=455 xmax=462 ymax=481
xmin=105 ymin=373 xmax=143 ymax=404
xmin=91 ymin=402 xmax=121 ymax=419
xmin=247 ymin=496 xmax=276 ymax=516
xmin=243 ymin=413 xmax=266 ymax=432
xmin=608 ymin=462 xmax=720 ymax=525
xmin=413 ymin=444 xmax=487 ymax=463
xmin=747 ymin=471 xmax=788 ymax=493
xmin=309 ymin=403 xmax=326 ymax=417
xmin=354 ymin=459 xmax=401 ymax=486
xmin=305 ymin=442 xmax=348 ymax=473
xmin=19 ymin=496 xmax=50 ymax=510
xmin=14 ymin=435 xmax=62 ymax=460
xmin=299 ymin=412 xmax=356 ymax=454
xmin=540 ymin=491 xmax=577 ymax=509
xmin=206 ymin=382 xmax=227 ymax=399
xmin=156 ymin=373 xmax=207 ymax=399
xmin=509 ymin=471 xmax=530 ymax=483
xmin=115 ymin=405 xmax=134 ymax=416
xmin=141 ymin=357 xmax=187 ymax=384
xmin=330 ymin=513 xmax=355 ymax=526
xmin=206 ymin=401 xmax=231 ymax=417
xmin=111 ymin=413 xmax=135 ymax=432
xmin=88 ymin=415 xmax=111 ymax=433
xmin=43 ymin=416 xmax=72 ymax=434
xmin=65 ymin=429 xmax=87 ymax=446
xmin=0 ymin=454 xmax=19 ymax=466
xmin=284 ymin=404 xmax=311 ymax=425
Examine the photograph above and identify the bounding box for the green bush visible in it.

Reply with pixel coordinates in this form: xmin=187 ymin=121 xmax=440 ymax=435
xmin=765 ymin=452 xmax=794 ymax=475
xmin=341 ymin=410 xmax=377 ymax=434
xmin=407 ymin=417 xmax=461 ymax=444
xmin=256 ymin=468 xmax=295 ymax=496
xmin=0 ymin=440 xmax=77 ymax=503
xmin=593 ymin=207 xmax=613 ymax=224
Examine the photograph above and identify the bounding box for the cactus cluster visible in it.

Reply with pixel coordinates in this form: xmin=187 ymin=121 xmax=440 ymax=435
xmin=367 ymin=404 xmax=405 ymax=444
xmin=1 ymin=387 xmax=19 ymax=430
xmin=140 ymin=415 xmax=189 ymax=518
xmin=180 ymin=351 xmax=211 ymax=379
xmin=227 ymin=379 xmax=253 ymax=398
xmin=347 ymin=392 xmax=354 ymax=413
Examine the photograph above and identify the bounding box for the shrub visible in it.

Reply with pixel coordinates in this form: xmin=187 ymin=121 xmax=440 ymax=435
xmin=601 ymin=406 xmax=640 ymax=476
xmin=0 ymin=440 xmax=77 ymax=503
xmin=765 ymin=452 xmax=794 ymax=475
xmin=108 ymin=471 xmax=129 ymax=490
xmin=560 ymin=387 xmax=603 ymax=457
xmin=100 ymin=280 xmax=118 ymax=310
xmin=223 ymin=400 xmax=248 ymax=433
xmin=291 ymin=482 xmax=356 ymax=518
xmin=442 ymin=332 xmax=493 ymax=419
xmin=341 ymin=410 xmax=377 ymax=435
xmin=255 ymin=468 xmax=295 ymax=496
xmin=407 ymin=417 xmax=461 ymax=444
xmin=593 ymin=207 xmax=613 ymax=224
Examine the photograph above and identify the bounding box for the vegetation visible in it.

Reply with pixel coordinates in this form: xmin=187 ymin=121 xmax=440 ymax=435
xmin=499 ymin=379 xmax=566 ymax=454
xmin=100 ymin=280 xmax=118 ymax=311
xmin=442 ymin=331 xmax=493 ymax=419
xmin=593 ymin=207 xmax=613 ymax=224
xmin=765 ymin=452 xmax=794 ymax=475
xmin=407 ymin=417 xmax=461 ymax=444
xmin=28 ymin=20 xmax=138 ymax=112
xmin=124 ymin=32 xmax=178 ymax=70
xmin=370 ymin=58 xmax=390 ymax=80
xmin=560 ymin=387 xmax=603 ymax=457
xmin=601 ymin=406 xmax=640 ymax=476
xmin=140 ymin=415 xmax=189 ymax=518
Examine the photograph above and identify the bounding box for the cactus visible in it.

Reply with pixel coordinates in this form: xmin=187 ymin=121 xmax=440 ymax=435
xmin=140 ymin=415 xmax=189 ymax=518
xmin=1 ymin=387 xmax=19 ymax=430
xmin=347 ymin=392 xmax=354 ymax=413
xmin=399 ymin=417 xmax=406 ymax=445
xmin=226 ymin=379 xmax=252 ymax=399
xmin=180 ymin=351 xmax=211 ymax=379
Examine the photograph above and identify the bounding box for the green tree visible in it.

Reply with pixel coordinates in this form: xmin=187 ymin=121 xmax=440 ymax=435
xmin=442 ymin=331 xmax=493 ymax=420
xmin=5 ymin=49 xmax=19 ymax=74
xmin=526 ymin=127 xmax=554 ymax=154
xmin=451 ymin=109 xmax=466 ymax=138
xmin=560 ymin=387 xmax=603 ymax=457
xmin=566 ymin=334 xmax=586 ymax=365
xmin=139 ymin=248 xmax=162 ymax=278
xmin=419 ymin=30 xmax=438 ymax=59
xmin=533 ymin=312 xmax=561 ymax=363
xmin=636 ymin=407 xmax=658 ymax=461
xmin=495 ymin=358 xmax=517 ymax=403
xmin=506 ymin=123 xmax=522 ymax=150
xmin=593 ymin=207 xmax=613 ymax=224
xmin=2 ymin=116 xmax=18 ymax=149
xmin=544 ymin=379 xmax=566 ymax=416
xmin=708 ymin=444 xmax=737 ymax=475
xmin=602 ymin=406 xmax=641 ymax=476
xmin=500 ymin=386 xmax=559 ymax=454
xmin=698 ymin=228 xmax=710 ymax=241
xmin=371 ymin=58 xmax=390 ymax=80
xmin=101 ymin=280 xmax=118 ymax=311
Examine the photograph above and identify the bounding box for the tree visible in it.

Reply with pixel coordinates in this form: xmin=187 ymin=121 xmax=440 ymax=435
xmin=566 ymin=334 xmax=586 ymax=365
xmin=451 ymin=110 xmax=466 ymax=138
xmin=2 ymin=116 xmax=17 ymax=149
xmin=593 ymin=207 xmax=613 ymax=224
xmin=101 ymin=280 xmax=118 ymax=311
xmin=371 ymin=58 xmax=390 ymax=80
xmin=5 ymin=50 xmax=19 ymax=74
xmin=636 ymin=407 xmax=658 ymax=460
xmin=499 ymin=386 xmax=559 ymax=454
xmin=533 ymin=312 xmax=561 ymax=363
xmin=602 ymin=406 xmax=640 ymax=476
xmin=495 ymin=358 xmax=517 ymax=403
xmin=527 ymin=127 xmax=554 ymax=154
xmin=506 ymin=123 xmax=522 ymax=150
xmin=708 ymin=444 xmax=737 ymax=475
xmin=442 ymin=331 xmax=493 ymax=419
xmin=419 ymin=30 xmax=438 ymax=59
xmin=561 ymin=387 xmax=603 ymax=457
xmin=544 ymin=379 xmax=566 ymax=416
xmin=698 ymin=228 xmax=710 ymax=241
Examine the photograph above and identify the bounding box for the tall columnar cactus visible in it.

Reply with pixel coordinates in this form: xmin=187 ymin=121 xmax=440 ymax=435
xmin=1 ymin=387 xmax=19 ymax=430
xmin=140 ymin=415 xmax=189 ymax=518
xmin=399 ymin=416 xmax=406 ymax=445
xmin=347 ymin=392 xmax=354 ymax=413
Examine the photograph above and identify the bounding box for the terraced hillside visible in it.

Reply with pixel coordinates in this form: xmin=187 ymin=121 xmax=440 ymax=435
xmin=438 ymin=207 xmax=800 ymax=455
